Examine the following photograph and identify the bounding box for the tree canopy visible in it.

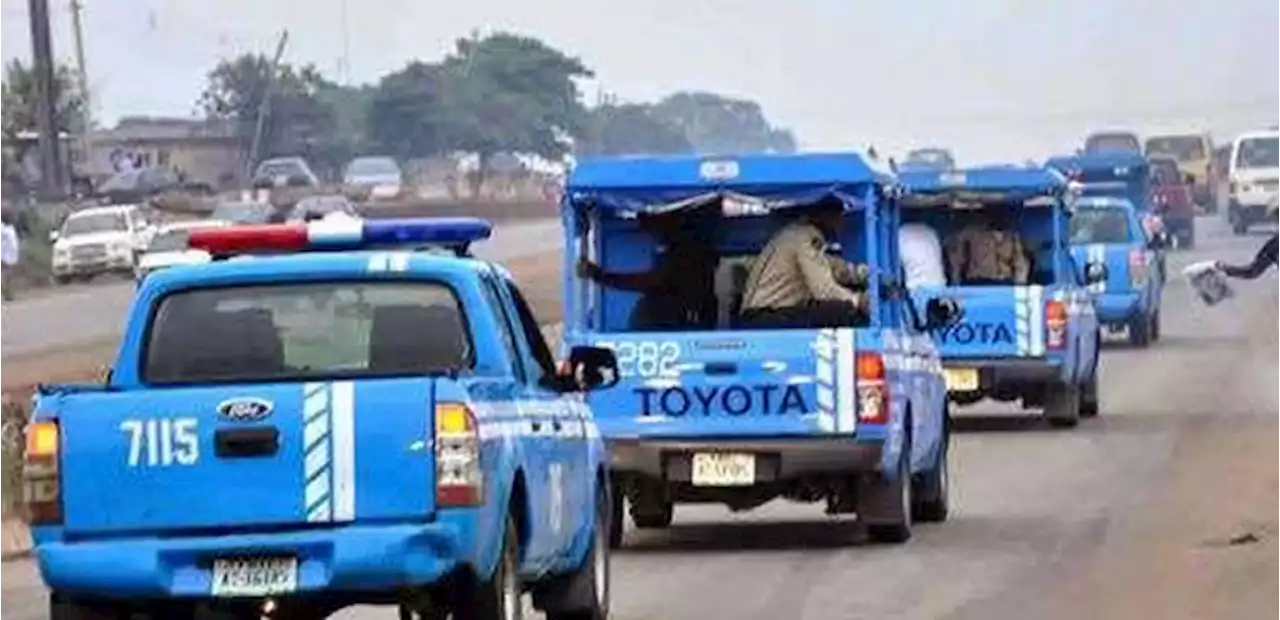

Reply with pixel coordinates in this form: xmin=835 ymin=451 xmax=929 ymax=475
xmin=1 ymin=59 xmax=86 ymax=141
xmin=194 ymin=30 xmax=798 ymax=179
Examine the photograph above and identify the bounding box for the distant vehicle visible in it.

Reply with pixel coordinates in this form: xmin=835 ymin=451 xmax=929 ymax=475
xmin=1225 ymin=129 xmax=1280 ymax=235
xmin=343 ymin=156 xmax=405 ymax=201
xmin=1147 ymin=157 xmax=1197 ymax=248
xmin=1083 ymin=131 xmax=1142 ymax=156
xmin=900 ymin=147 xmax=956 ymax=172
xmin=134 ymin=220 xmax=228 ymax=283
xmin=95 ymin=167 xmax=214 ymax=205
xmin=287 ymin=195 xmax=361 ymax=223
xmin=1144 ymin=132 xmax=1215 ymax=209
xmin=1069 ymin=196 xmax=1168 ymax=347
xmin=252 ymin=156 xmax=320 ymax=188
xmin=49 ymin=205 xmax=157 ymax=283
xmin=210 ymin=201 xmax=283 ymax=226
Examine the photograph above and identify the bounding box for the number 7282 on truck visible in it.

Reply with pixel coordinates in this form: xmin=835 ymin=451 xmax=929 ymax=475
xmin=561 ymin=152 xmax=962 ymax=546
xmin=25 ymin=217 xmax=621 ymax=620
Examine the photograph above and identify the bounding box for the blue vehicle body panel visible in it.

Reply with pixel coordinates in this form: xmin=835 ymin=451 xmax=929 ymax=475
xmin=1069 ymin=197 xmax=1164 ymax=327
xmin=561 ymin=152 xmax=947 ymax=488
xmin=32 ymin=249 xmax=606 ymax=598
xmin=1046 ymin=152 xmax=1151 ymax=213
xmin=899 ymin=166 xmax=1101 ymax=403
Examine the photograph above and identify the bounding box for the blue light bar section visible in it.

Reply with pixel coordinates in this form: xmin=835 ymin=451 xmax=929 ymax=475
xmin=361 ymin=217 xmax=493 ymax=247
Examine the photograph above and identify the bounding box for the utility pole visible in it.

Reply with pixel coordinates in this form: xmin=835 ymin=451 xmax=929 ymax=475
xmin=69 ymin=0 xmax=92 ymax=178
xmin=28 ymin=0 xmax=64 ymax=198
xmin=338 ymin=0 xmax=350 ymax=85
xmin=247 ymin=29 xmax=289 ymax=179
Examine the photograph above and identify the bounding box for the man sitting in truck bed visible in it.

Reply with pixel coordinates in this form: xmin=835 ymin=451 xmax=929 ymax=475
xmin=943 ymin=204 xmax=1033 ymax=285
xmin=738 ymin=197 xmax=869 ymax=328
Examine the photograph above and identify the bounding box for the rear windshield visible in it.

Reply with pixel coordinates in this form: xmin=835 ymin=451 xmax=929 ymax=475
xmin=1235 ymin=137 xmax=1279 ymax=169
xmin=144 ymin=282 xmax=473 ymax=385
xmin=1085 ymin=133 xmax=1141 ymax=154
xmin=1070 ymin=208 xmax=1132 ymax=244
xmin=1145 ymin=136 xmax=1206 ymax=162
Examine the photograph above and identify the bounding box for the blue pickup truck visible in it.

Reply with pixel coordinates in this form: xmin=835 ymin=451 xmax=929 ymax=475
xmin=24 ymin=218 xmax=618 ymax=620
xmin=898 ymin=166 xmax=1104 ymax=428
xmin=561 ymin=152 xmax=961 ymax=545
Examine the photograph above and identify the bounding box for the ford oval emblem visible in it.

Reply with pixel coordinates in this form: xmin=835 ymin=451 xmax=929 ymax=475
xmin=217 ymin=397 xmax=274 ymax=422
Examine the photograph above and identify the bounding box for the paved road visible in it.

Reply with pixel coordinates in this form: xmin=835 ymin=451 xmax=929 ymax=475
xmin=0 ymin=218 xmax=564 ymax=358
xmin=2 ymin=217 xmax=1275 ymax=619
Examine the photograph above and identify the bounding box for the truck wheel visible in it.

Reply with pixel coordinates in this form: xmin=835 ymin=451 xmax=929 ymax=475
xmin=912 ymin=416 xmax=950 ymax=523
xmin=1045 ymin=382 xmax=1080 ymax=428
xmin=50 ymin=594 xmax=122 ymax=620
xmin=608 ymin=487 xmax=624 ymax=549
xmin=1127 ymin=314 xmax=1152 ymax=348
xmin=631 ymin=499 xmax=673 ymax=529
xmin=454 ymin=515 xmax=522 ymax=620
xmin=544 ymin=486 xmax=611 ymax=620
xmin=1150 ymin=311 xmax=1161 ymax=342
xmin=1079 ymin=372 xmax=1100 ymax=418
xmin=54 ymin=275 xmax=72 ymax=286
xmin=864 ymin=442 xmax=913 ymax=544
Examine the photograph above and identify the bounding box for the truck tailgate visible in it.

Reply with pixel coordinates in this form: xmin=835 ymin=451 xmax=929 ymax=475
xmin=584 ymin=329 xmax=863 ymax=438
xmin=58 ymin=378 xmax=436 ymax=536
xmin=913 ymin=286 xmax=1048 ymax=358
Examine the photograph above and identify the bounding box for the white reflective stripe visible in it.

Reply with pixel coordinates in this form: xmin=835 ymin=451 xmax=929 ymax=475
xmin=1028 ymin=285 xmax=1045 ymax=356
xmin=1014 ymin=287 xmax=1032 ymax=356
xmin=307 ymin=217 xmax=363 ymax=244
xmin=367 ymin=254 xmax=390 ymax=272
xmin=835 ymin=328 xmax=856 ymax=433
xmin=1087 ymin=244 xmax=1107 ymax=293
xmin=303 ymin=382 xmax=332 ymax=523
xmin=330 ymin=381 xmax=356 ymax=522
xmin=812 ymin=329 xmax=838 ymax=433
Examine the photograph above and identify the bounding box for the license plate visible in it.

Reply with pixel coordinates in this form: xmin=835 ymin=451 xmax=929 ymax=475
xmin=943 ymin=367 xmax=979 ymax=392
xmin=211 ymin=557 xmax=298 ymax=597
xmin=691 ymin=452 xmax=755 ymax=487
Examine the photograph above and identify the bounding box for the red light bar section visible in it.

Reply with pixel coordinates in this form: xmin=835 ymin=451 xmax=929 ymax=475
xmin=188 ymin=224 xmax=309 ymax=254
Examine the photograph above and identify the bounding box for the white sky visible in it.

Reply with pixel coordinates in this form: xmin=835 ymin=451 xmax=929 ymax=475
xmin=3 ymin=0 xmax=1277 ymax=163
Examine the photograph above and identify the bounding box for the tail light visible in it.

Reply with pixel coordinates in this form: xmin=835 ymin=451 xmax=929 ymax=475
xmin=23 ymin=420 xmax=62 ymax=524
xmin=435 ymin=403 xmax=483 ymax=507
xmin=855 ymin=352 xmax=888 ymax=424
xmin=1045 ymin=300 xmax=1068 ymax=350
xmin=1128 ymin=249 xmax=1148 ymax=287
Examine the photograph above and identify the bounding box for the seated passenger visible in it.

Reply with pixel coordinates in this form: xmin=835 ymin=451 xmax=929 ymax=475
xmin=944 ymin=206 xmax=1031 ymax=285
xmin=577 ymin=209 xmax=717 ymax=331
xmin=738 ymin=197 xmax=868 ymax=328
xmin=899 ymin=222 xmax=947 ymax=288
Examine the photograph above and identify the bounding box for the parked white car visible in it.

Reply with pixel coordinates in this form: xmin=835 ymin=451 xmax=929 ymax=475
xmin=50 ymin=205 xmax=156 ymax=284
xmin=134 ymin=219 xmax=228 ymax=284
xmin=342 ymin=155 xmax=404 ymax=201
xmin=1225 ymin=128 xmax=1280 ymax=235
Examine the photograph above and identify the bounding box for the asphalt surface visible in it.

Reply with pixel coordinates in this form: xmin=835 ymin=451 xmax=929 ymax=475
xmin=1 ymin=216 xmax=1275 ymax=620
xmin=0 ymin=217 xmax=564 ymax=357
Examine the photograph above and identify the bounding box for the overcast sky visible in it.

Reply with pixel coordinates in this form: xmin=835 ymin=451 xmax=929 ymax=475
xmin=3 ymin=0 xmax=1277 ymax=162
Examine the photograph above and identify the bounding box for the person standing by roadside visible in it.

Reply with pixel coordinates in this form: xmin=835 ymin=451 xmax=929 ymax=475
xmin=1 ymin=210 xmax=21 ymax=301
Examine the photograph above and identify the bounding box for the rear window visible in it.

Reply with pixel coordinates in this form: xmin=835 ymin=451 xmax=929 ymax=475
xmin=1085 ymin=133 xmax=1141 ymax=154
xmin=1145 ymin=136 xmax=1206 ymax=162
xmin=1235 ymin=137 xmax=1279 ymax=169
xmin=143 ymin=282 xmax=473 ymax=385
xmin=1070 ymin=208 xmax=1132 ymax=244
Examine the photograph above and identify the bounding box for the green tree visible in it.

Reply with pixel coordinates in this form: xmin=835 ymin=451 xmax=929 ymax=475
xmin=579 ymin=103 xmax=692 ymax=156
xmin=198 ymin=54 xmax=339 ymax=172
xmin=651 ymin=91 xmax=796 ymax=154
xmin=439 ymin=32 xmax=594 ymax=195
xmin=366 ymin=61 xmax=453 ymax=161
xmin=1 ymin=59 xmax=86 ymax=141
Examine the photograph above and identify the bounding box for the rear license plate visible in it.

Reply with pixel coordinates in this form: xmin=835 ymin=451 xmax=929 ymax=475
xmin=211 ymin=557 xmax=298 ymax=597
xmin=943 ymin=367 xmax=979 ymax=392
xmin=691 ymin=452 xmax=755 ymax=486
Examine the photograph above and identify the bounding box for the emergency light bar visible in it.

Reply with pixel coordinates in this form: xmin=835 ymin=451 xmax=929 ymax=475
xmin=188 ymin=217 xmax=493 ymax=257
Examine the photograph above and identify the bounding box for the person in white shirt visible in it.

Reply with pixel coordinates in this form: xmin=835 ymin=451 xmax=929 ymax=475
xmin=899 ymin=222 xmax=947 ymax=288
xmin=1 ymin=211 xmax=21 ymax=300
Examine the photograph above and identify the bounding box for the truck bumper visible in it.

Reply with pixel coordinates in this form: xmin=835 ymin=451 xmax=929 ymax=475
xmin=608 ymin=437 xmax=888 ymax=482
xmin=1093 ymin=291 xmax=1144 ymax=326
xmin=944 ymin=357 xmax=1064 ymax=404
xmin=37 ymin=522 xmax=474 ymax=598
xmin=53 ymin=255 xmax=133 ymax=277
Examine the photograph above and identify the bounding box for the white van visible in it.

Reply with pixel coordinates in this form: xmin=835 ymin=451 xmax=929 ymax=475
xmin=1225 ymin=129 xmax=1279 ymax=235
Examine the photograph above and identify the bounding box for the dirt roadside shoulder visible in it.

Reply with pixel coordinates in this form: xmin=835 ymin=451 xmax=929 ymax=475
xmin=1 ymin=249 xmax=566 ymax=561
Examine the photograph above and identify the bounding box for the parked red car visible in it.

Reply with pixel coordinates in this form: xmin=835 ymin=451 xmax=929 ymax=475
xmin=1148 ymin=156 xmax=1196 ymax=249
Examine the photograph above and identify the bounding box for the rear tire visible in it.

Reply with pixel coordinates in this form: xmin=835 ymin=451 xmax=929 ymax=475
xmin=1127 ymin=313 xmax=1152 ymax=348
xmin=1150 ymin=311 xmax=1161 ymax=342
xmin=607 ymin=485 xmax=624 ymax=549
xmin=1045 ymin=382 xmax=1080 ymax=428
xmin=1079 ymin=371 xmax=1100 ymax=419
xmin=453 ymin=515 xmax=522 ymax=620
xmin=864 ymin=442 xmax=913 ymax=544
xmin=543 ymin=485 xmax=611 ymax=620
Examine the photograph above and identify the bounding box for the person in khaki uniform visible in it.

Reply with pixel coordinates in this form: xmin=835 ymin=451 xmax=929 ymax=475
xmin=738 ymin=198 xmax=869 ymax=328
xmin=944 ymin=206 xmax=1032 ymax=285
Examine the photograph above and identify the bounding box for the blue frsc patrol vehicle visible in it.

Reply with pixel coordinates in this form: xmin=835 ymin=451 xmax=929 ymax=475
xmin=560 ymin=152 xmax=961 ymax=545
xmin=898 ymin=166 xmax=1103 ymax=428
xmin=1066 ymin=196 xmax=1167 ymax=347
xmin=24 ymin=218 xmax=619 ymax=620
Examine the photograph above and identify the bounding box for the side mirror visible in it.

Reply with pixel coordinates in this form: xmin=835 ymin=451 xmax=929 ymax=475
xmin=923 ymin=297 xmax=962 ymax=331
xmin=1084 ymin=261 xmax=1108 ymax=284
xmin=564 ymin=345 xmax=620 ymax=392
xmin=48 ymin=230 xmax=60 ymax=242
